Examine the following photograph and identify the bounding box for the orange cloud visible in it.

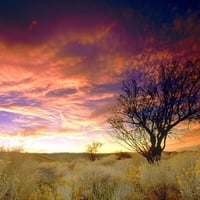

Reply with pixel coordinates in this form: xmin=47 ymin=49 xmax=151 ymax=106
xmin=0 ymin=5 xmax=199 ymax=153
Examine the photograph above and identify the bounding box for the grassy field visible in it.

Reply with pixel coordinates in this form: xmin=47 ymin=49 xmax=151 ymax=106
xmin=0 ymin=149 xmax=199 ymax=200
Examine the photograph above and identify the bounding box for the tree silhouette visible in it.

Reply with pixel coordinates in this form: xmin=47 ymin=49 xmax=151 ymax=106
xmin=108 ymin=59 xmax=200 ymax=163
xmin=86 ymin=141 xmax=103 ymax=161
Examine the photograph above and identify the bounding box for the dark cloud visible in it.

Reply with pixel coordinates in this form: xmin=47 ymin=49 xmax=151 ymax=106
xmin=88 ymin=82 xmax=121 ymax=96
xmin=0 ymin=0 xmax=199 ymax=53
xmin=0 ymin=91 xmax=42 ymax=107
xmin=45 ymin=88 xmax=77 ymax=97
xmin=59 ymin=41 xmax=99 ymax=58
xmin=0 ymin=0 xmax=112 ymax=44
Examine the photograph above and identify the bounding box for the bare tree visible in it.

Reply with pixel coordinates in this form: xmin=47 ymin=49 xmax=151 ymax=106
xmin=86 ymin=141 xmax=103 ymax=161
xmin=108 ymin=59 xmax=200 ymax=163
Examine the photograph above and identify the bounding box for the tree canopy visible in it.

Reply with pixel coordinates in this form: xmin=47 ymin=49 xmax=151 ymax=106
xmin=86 ymin=141 xmax=103 ymax=161
xmin=108 ymin=59 xmax=200 ymax=163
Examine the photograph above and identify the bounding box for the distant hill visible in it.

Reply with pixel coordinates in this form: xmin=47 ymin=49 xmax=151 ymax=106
xmin=166 ymin=128 xmax=200 ymax=151
xmin=176 ymin=144 xmax=200 ymax=152
xmin=0 ymin=151 xmax=113 ymax=163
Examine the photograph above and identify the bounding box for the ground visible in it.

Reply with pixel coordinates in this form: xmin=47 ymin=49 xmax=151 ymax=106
xmin=0 ymin=149 xmax=199 ymax=200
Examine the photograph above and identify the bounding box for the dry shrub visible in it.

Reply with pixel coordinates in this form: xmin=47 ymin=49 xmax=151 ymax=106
xmin=72 ymin=162 xmax=139 ymax=200
xmin=34 ymin=162 xmax=73 ymax=200
xmin=115 ymin=151 xmax=132 ymax=160
xmin=67 ymin=158 xmax=89 ymax=171
xmin=0 ymin=153 xmax=39 ymax=200
xmin=0 ymin=150 xmax=199 ymax=199
xmin=73 ymin=165 xmax=115 ymax=200
xmin=140 ymin=161 xmax=181 ymax=200
xmin=0 ymin=154 xmax=72 ymax=200
xmin=176 ymin=156 xmax=200 ymax=200
xmin=95 ymin=155 xmax=116 ymax=166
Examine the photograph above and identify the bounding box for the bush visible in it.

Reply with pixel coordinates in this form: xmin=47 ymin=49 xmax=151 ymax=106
xmin=140 ymin=161 xmax=181 ymax=200
xmin=115 ymin=151 xmax=132 ymax=160
xmin=0 ymin=150 xmax=199 ymax=199
xmin=176 ymin=157 xmax=200 ymax=200
xmin=73 ymin=165 xmax=114 ymax=200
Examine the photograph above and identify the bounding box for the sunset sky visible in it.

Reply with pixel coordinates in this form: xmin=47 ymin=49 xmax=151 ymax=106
xmin=0 ymin=0 xmax=199 ymax=153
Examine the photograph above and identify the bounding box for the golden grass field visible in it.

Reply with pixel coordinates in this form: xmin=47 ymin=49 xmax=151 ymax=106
xmin=0 ymin=149 xmax=199 ymax=200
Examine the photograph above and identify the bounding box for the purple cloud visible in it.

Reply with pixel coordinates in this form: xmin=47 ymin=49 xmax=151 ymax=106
xmin=45 ymin=88 xmax=77 ymax=97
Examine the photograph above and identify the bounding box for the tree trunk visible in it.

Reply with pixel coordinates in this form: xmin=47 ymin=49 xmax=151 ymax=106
xmin=89 ymin=153 xmax=95 ymax=161
xmin=146 ymin=146 xmax=162 ymax=164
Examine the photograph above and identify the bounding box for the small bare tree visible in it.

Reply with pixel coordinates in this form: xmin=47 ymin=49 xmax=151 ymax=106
xmin=108 ymin=59 xmax=200 ymax=163
xmin=86 ymin=141 xmax=103 ymax=161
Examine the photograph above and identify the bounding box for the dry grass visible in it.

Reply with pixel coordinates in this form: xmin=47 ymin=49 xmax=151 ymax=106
xmin=0 ymin=150 xmax=199 ymax=199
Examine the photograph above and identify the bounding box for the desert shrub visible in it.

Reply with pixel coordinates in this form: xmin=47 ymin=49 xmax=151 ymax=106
xmin=67 ymin=158 xmax=89 ymax=171
xmin=176 ymin=157 xmax=200 ymax=200
xmin=71 ymin=159 xmax=142 ymax=200
xmin=111 ymin=160 xmax=141 ymax=199
xmin=86 ymin=141 xmax=103 ymax=161
xmin=169 ymin=151 xmax=199 ymax=174
xmin=95 ymin=155 xmax=117 ymax=166
xmin=34 ymin=162 xmax=73 ymax=200
xmin=115 ymin=151 xmax=132 ymax=160
xmin=111 ymin=183 xmax=137 ymax=200
xmin=0 ymin=150 xmax=199 ymax=199
xmin=0 ymin=155 xmax=73 ymax=200
xmin=165 ymin=151 xmax=200 ymax=199
xmin=72 ymin=165 xmax=114 ymax=200
xmin=0 ymin=146 xmax=25 ymax=153
xmin=140 ymin=161 xmax=181 ymax=200
xmin=0 ymin=153 xmax=39 ymax=200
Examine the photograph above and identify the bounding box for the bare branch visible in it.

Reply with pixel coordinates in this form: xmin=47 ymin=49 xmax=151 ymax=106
xmin=108 ymin=58 xmax=200 ymax=163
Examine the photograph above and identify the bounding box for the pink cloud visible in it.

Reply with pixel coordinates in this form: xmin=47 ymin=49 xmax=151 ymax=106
xmin=0 ymin=5 xmax=199 ymax=152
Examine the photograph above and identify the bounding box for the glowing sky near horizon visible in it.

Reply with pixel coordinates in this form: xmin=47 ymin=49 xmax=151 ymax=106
xmin=0 ymin=0 xmax=199 ymax=153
